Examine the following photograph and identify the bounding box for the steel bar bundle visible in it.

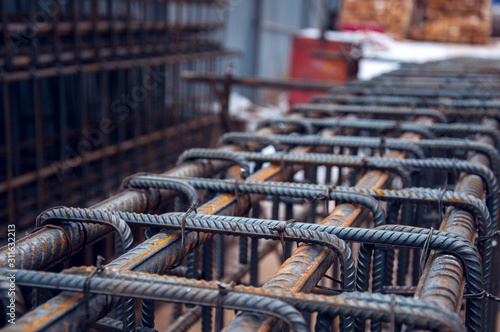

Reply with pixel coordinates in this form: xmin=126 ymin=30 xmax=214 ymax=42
xmin=1 ymin=55 xmax=500 ymax=332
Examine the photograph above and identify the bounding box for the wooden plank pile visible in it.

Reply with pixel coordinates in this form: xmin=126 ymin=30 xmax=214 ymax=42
xmin=339 ymin=0 xmax=491 ymax=44
xmin=409 ymin=0 xmax=491 ymax=44
xmin=339 ymin=0 xmax=414 ymax=39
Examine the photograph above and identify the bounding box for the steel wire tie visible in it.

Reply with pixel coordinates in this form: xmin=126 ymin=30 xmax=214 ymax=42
xmin=120 ymin=172 xmax=158 ymax=212
xmin=418 ymin=227 xmax=434 ymax=283
xmin=214 ymin=281 xmax=235 ymax=332
xmin=84 ymin=256 xmax=106 ymax=328
xmin=463 ymin=290 xmax=500 ymax=304
xmin=173 ymin=203 xmax=198 ymax=269
xmin=269 ymin=219 xmax=295 ymax=263
xmin=476 ymin=230 xmax=500 ymax=243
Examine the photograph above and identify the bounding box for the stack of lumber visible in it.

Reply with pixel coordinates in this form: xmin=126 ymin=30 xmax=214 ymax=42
xmin=339 ymin=0 xmax=491 ymax=44
xmin=339 ymin=0 xmax=414 ymax=39
xmin=409 ymin=0 xmax=491 ymax=44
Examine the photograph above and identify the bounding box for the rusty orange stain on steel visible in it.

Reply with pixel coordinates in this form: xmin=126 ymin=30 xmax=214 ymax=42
xmin=199 ymin=195 xmax=238 ymax=214
xmin=23 ymin=296 xmax=82 ymax=329
xmin=23 ymin=232 xmax=185 ymax=326
xmin=225 ymin=129 xmax=426 ymax=331
xmin=15 ymin=131 xmax=315 ymax=331
xmin=118 ymin=233 xmax=180 ymax=271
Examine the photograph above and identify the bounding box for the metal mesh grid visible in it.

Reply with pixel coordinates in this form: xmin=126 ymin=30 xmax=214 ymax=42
xmin=0 ymin=0 xmax=236 ymax=237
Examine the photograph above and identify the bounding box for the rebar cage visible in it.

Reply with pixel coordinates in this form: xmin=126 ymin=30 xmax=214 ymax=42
xmin=0 ymin=0 xmax=237 ymax=237
xmin=1 ymin=2 xmax=500 ymax=331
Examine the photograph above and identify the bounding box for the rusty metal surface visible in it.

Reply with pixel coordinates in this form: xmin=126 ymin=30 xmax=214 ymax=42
xmin=0 ymin=52 xmax=499 ymax=332
xmin=0 ymin=0 xmax=237 ymax=238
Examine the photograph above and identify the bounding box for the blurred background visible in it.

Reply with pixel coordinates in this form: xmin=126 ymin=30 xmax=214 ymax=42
xmin=1 ymin=0 xmax=500 ymax=241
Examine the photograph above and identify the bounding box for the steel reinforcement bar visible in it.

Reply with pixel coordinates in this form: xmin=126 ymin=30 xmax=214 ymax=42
xmin=0 ymin=57 xmax=499 ymax=332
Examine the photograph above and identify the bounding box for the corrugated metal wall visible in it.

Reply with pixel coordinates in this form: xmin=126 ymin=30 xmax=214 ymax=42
xmin=223 ymin=0 xmax=311 ymax=98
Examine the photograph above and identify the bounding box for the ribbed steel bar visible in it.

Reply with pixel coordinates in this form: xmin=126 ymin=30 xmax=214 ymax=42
xmin=331 ymin=186 xmax=492 ymax=240
xmin=2 ymin=268 xmax=466 ymax=332
xmin=177 ymin=147 xmax=500 ymax=195
xmin=218 ymin=224 xmax=481 ymax=332
xmin=383 ymin=68 xmax=500 ymax=78
xmin=375 ymin=75 xmax=500 ymax=85
xmin=259 ymin=117 xmax=316 ymax=135
xmin=262 ymin=117 xmax=500 ymax=149
xmin=123 ymin=176 xmax=201 ymax=206
xmin=260 ymin=117 xmax=437 ymax=138
xmin=415 ymin=123 xmax=500 ymax=149
xmin=44 ymin=171 xmax=496 ymax=332
xmin=177 ymin=148 xmax=413 ymax=186
xmin=47 ymin=210 xmax=483 ymax=305
xmin=336 ymin=185 xmax=493 ymax=293
xmin=291 ymin=103 xmax=447 ymax=122
xmin=223 ymin=123 xmax=426 ymax=331
xmin=162 ymin=238 xmax=280 ymax=332
xmin=0 ymin=268 xmax=307 ymax=332
xmin=0 ymin=5 xmax=236 ymax=229
xmin=310 ymin=94 xmax=500 ymax=111
xmin=319 ymin=67 xmax=499 ymax=332
xmin=0 ymin=155 xmax=235 ymax=270
xmin=6 ymin=143 xmax=309 ymax=331
xmin=36 ymin=207 xmax=134 ymax=256
xmin=127 ymin=213 xmax=482 ymax=303
xmin=352 ymin=79 xmax=500 ymax=90
xmin=376 ymin=73 xmax=500 ymax=84
xmin=330 ymin=85 xmax=500 ymax=99
xmin=37 ymin=208 xmax=356 ymax=293
xmin=217 ymin=133 xmax=426 ymax=159
xmin=119 ymin=176 xmax=494 ymax=256
xmin=4 ymin=56 xmax=500 ymax=332
xmin=92 ymin=317 xmax=157 ymax=332
xmin=414 ymin=139 xmax=500 ymax=178
xmin=354 ymin=224 xmax=483 ymax=329
xmin=125 ymin=175 xmax=386 ymax=226
xmin=219 ymin=135 xmax=500 ymax=178
xmin=416 ymin=128 xmax=498 ymax=332
xmin=122 ymin=174 xmax=201 ymax=327
xmin=479 ymin=119 xmax=500 ymax=329
xmin=34 ymin=206 xmax=136 ymax=329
